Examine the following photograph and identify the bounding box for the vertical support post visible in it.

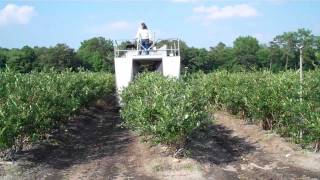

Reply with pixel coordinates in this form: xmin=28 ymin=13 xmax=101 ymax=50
xmin=299 ymin=47 xmax=303 ymax=103
xmin=298 ymin=46 xmax=304 ymax=140
xmin=177 ymin=39 xmax=180 ymax=56
xmin=173 ymin=41 xmax=176 ymax=56
xmin=153 ymin=32 xmax=155 ymax=47
xmin=114 ymin=40 xmax=118 ymax=58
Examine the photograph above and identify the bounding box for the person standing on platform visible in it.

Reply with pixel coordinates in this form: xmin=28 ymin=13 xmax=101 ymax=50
xmin=136 ymin=22 xmax=152 ymax=55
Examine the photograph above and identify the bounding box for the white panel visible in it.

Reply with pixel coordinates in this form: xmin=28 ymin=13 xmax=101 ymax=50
xmin=114 ymin=57 xmax=133 ymax=92
xmin=162 ymin=56 xmax=181 ymax=78
xmin=114 ymin=52 xmax=180 ymax=105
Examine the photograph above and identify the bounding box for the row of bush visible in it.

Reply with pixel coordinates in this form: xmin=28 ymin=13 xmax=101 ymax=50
xmin=120 ymin=73 xmax=209 ymax=148
xmin=202 ymin=70 xmax=320 ymax=148
xmin=120 ymin=70 xmax=320 ymax=150
xmin=0 ymin=69 xmax=114 ymax=150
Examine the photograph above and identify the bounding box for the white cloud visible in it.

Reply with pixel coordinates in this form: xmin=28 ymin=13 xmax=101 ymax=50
xmin=0 ymin=4 xmax=35 ymax=26
xmin=192 ymin=4 xmax=258 ymax=22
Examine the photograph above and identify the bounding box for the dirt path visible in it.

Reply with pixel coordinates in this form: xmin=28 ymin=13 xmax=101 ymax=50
xmin=1 ymin=98 xmax=320 ymax=179
xmin=203 ymin=112 xmax=320 ymax=179
xmin=0 ymin=96 xmax=156 ymax=180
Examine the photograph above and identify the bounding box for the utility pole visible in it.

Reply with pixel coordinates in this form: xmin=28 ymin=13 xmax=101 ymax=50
xmin=298 ymin=45 xmax=304 ymax=103
xmin=297 ymin=44 xmax=304 ymax=140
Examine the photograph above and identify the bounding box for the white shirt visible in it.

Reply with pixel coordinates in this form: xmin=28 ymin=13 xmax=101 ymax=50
xmin=136 ymin=28 xmax=152 ymax=40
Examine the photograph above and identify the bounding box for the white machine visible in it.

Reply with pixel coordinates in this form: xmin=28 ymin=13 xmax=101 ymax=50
xmin=114 ymin=38 xmax=181 ymax=102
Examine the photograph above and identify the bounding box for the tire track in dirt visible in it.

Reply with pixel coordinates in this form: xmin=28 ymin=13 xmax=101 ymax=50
xmin=1 ymin=98 xmax=320 ymax=179
xmin=0 ymin=96 xmax=155 ymax=179
xmin=208 ymin=111 xmax=320 ymax=179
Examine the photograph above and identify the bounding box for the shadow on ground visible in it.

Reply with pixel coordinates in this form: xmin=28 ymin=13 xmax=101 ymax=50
xmin=186 ymin=124 xmax=256 ymax=165
xmin=7 ymin=96 xmax=257 ymax=179
xmin=14 ymin=96 xmax=129 ymax=171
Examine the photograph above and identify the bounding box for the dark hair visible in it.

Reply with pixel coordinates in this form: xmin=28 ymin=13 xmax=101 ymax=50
xmin=141 ymin=23 xmax=148 ymax=30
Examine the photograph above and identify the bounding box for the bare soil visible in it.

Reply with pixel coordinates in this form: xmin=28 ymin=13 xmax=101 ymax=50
xmin=1 ymin=97 xmax=320 ymax=180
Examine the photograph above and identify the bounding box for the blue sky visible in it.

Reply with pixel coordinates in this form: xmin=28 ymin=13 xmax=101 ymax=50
xmin=0 ymin=0 xmax=319 ymax=49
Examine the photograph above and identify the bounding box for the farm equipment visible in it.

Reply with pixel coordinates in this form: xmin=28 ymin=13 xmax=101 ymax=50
xmin=114 ymin=37 xmax=181 ymax=103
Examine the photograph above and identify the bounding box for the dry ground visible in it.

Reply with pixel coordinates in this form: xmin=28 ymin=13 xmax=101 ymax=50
xmin=1 ymin=97 xmax=320 ymax=180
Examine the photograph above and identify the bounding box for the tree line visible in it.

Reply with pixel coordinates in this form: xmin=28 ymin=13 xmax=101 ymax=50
xmin=180 ymin=28 xmax=320 ymax=73
xmin=0 ymin=38 xmax=114 ymax=73
xmin=0 ymin=28 xmax=319 ymax=73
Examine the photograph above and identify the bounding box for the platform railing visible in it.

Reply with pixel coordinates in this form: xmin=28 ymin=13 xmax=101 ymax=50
xmin=114 ymin=38 xmax=180 ymax=58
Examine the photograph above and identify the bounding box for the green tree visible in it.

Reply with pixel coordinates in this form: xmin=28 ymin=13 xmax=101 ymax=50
xmin=77 ymin=37 xmax=114 ymax=72
xmin=33 ymin=46 xmax=49 ymax=71
xmin=296 ymin=28 xmax=318 ymax=69
xmin=233 ymin=36 xmax=260 ymax=70
xmin=194 ymin=48 xmax=210 ymax=72
xmin=273 ymin=32 xmax=298 ymax=70
xmin=207 ymin=42 xmax=233 ymax=70
xmin=315 ymin=36 xmax=320 ymax=64
xmin=268 ymin=41 xmax=283 ymax=72
xmin=181 ymin=47 xmax=209 ymax=73
xmin=256 ymin=46 xmax=271 ymax=69
xmin=37 ymin=44 xmax=80 ymax=71
xmin=0 ymin=48 xmax=8 ymax=69
xmin=6 ymin=46 xmax=36 ymax=73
